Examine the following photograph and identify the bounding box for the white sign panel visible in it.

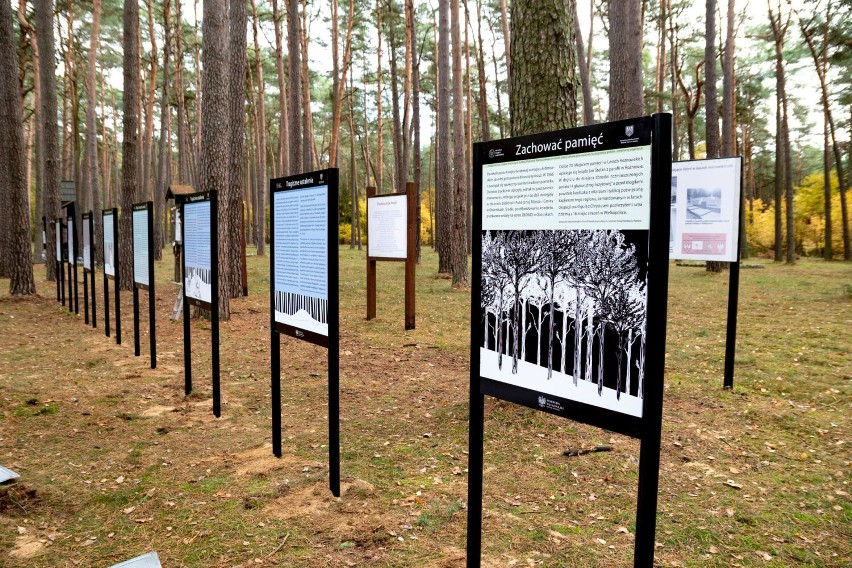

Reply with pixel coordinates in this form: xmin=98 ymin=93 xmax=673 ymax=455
xmin=183 ymin=201 xmax=212 ymax=304
xmin=479 ymin=124 xmax=654 ymax=419
xmin=670 ymin=157 xmax=742 ymax=262
xmin=55 ymin=219 xmax=61 ymax=259
xmin=103 ymin=212 xmax=116 ymax=277
xmin=67 ymin=217 xmax=75 ymax=264
xmin=83 ymin=217 xmax=92 ymax=270
xmin=133 ymin=208 xmax=150 ymax=286
xmin=273 ymin=185 xmax=329 ymax=337
xmin=368 ymin=194 xmax=408 ymax=259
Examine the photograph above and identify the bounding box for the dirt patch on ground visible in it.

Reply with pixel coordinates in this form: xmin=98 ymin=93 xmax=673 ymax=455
xmin=8 ymin=534 xmax=46 ymax=559
xmin=0 ymin=484 xmax=40 ymax=516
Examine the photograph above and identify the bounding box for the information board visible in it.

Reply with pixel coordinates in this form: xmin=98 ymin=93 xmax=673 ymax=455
xmin=478 ymin=119 xmax=654 ymax=422
xmin=67 ymin=217 xmax=75 ymax=264
xmin=82 ymin=214 xmax=92 ymax=270
xmin=183 ymin=200 xmax=212 ymax=304
xmin=670 ymin=157 xmax=742 ymax=261
xmin=367 ymin=194 xmax=408 ymax=259
xmin=272 ymin=182 xmax=330 ymax=341
xmin=132 ymin=206 xmax=150 ymax=286
xmin=55 ymin=219 xmax=62 ymax=259
xmin=103 ymin=211 xmax=116 ymax=277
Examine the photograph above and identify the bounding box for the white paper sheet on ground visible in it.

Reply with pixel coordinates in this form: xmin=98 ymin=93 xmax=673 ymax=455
xmin=110 ymin=551 xmax=162 ymax=568
xmin=0 ymin=465 xmax=20 ymax=483
xmin=480 ymin=347 xmax=643 ymax=417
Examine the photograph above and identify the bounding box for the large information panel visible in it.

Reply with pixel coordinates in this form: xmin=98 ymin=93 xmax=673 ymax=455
xmin=82 ymin=213 xmax=92 ymax=270
xmin=670 ymin=157 xmax=742 ymax=261
xmin=103 ymin=211 xmax=116 ymax=277
xmin=367 ymin=194 xmax=408 ymax=259
xmin=132 ymin=205 xmax=150 ymax=286
xmin=183 ymin=199 xmax=213 ymax=305
xmin=271 ymin=172 xmax=335 ymax=345
xmin=478 ymin=120 xmax=655 ymax=424
xmin=468 ymin=115 xmax=672 ymax=568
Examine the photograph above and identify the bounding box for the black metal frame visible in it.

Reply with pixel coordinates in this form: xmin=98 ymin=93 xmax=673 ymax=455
xmin=66 ymin=203 xmax=79 ymax=315
xmin=131 ymin=201 xmax=157 ymax=368
xmin=55 ymin=218 xmax=64 ymax=305
xmin=269 ymin=169 xmax=340 ymax=497
xmin=180 ymin=191 xmax=220 ymax=417
xmin=102 ymin=208 xmax=121 ymax=344
xmin=466 ymin=114 xmax=672 ymax=568
xmin=81 ymin=211 xmax=97 ymax=328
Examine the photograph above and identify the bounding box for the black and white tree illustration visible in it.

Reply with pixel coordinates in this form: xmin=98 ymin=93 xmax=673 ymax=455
xmin=479 ymin=229 xmax=649 ymax=416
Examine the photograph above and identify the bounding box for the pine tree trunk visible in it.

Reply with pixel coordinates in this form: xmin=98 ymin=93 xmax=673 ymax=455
xmin=509 ymin=0 xmax=579 ymax=135
xmin=388 ymin=6 xmax=404 ymax=191
xmin=35 ymin=0 xmax=61 ymax=281
xmin=409 ymin=0 xmax=422 ymax=262
xmin=154 ymin=0 xmax=171 ymax=262
xmin=84 ymin=0 xmax=102 ymax=263
xmin=704 ymin=0 xmax=721 ymax=158
xmin=0 ymin=0 xmax=36 ymax=293
xmin=450 ymin=0 xmax=468 ymax=287
xmin=573 ymin=3 xmax=593 ymax=125
xmin=608 ymin=0 xmax=643 ymax=121
xmin=271 ymin=0 xmax=289 ymax=176
xmin=251 ymin=0 xmax=267 ymax=256
xmin=376 ymin=1 xmax=384 ymax=191
xmin=436 ymin=0 xmax=452 ymax=274
xmin=221 ymin=0 xmax=247 ymax=311
xmin=287 ymin=0 xmax=303 ymax=174
xmin=143 ymin=0 xmax=158 ymax=207
xmin=119 ymin=0 xmax=141 ymax=291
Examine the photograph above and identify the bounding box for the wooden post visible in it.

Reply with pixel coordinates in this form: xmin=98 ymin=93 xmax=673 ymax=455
xmin=366 ymin=185 xmax=377 ymax=320
xmin=404 ymin=182 xmax=416 ymax=330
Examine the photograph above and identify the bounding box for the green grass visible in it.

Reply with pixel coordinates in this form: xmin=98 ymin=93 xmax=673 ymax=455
xmin=0 ymin=251 xmax=849 ymax=567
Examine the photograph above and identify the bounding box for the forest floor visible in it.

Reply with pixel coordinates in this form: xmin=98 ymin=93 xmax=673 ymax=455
xmin=0 ymin=249 xmax=849 ymax=567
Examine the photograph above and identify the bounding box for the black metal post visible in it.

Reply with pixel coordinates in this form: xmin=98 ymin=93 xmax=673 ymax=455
xmin=633 ymin=113 xmax=673 ymax=568
xmin=723 ymin=175 xmax=744 ymax=389
xmin=83 ymin=223 xmax=90 ymax=325
xmin=148 ymin=202 xmax=157 ymax=369
xmin=181 ymin=198 xmax=192 ymax=395
xmin=133 ymin=287 xmax=141 ymax=357
xmin=90 ymin=212 xmax=97 ymax=329
xmin=211 ymin=191 xmax=221 ymax=418
xmin=271 ymin=329 xmax=281 ymax=457
xmin=104 ymin=271 xmax=110 ymax=337
xmin=329 ymin=180 xmax=341 ymax=498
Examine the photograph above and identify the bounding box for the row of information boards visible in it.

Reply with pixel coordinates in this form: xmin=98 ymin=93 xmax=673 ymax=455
xmin=50 ymin=113 xmax=744 ymax=567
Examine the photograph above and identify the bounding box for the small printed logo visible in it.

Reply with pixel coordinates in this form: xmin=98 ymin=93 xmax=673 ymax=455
xmin=320 ymin=173 xmax=324 ymax=181
xmin=625 ymin=125 xmax=635 ymax=138
xmin=538 ymin=395 xmax=547 ymax=408
xmin=488 ymin=148 xmax=504 ymax=159
xmin=488 ymin=149 xmax=496 ymax=159
xmin=295 ymin=330 xmax=304 ymax=338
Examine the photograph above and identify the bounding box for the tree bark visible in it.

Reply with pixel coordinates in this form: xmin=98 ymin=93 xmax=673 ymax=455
xmin=84 ymin=0 xmax=103 ymax=263
xmin=573 ymin=2 xmax=594 ymax=125
xmin=409 ymin=0 xmax=422 ymax=262
xmin=376 ymin=1 xmax=384 ymax=191
xmin=704 ymin=0 xmax=721 ymax=158
xmin=510 ymin=0 xmax=579 ymax=135
xmin=436 ymin=0 xmax=452 ymax=273
xmin=35 ymin=0 xmax=60 ymax=281
xmin=0 ymin=0 xmax=35 ymax=293
xmin=287 ymin=0 xmax=303 ymax=173
xmin=143 ymin=0 xmax=158 ymax=207
xmin=155 ymin=0 xmax=171 ymax=261
xmin=221 ymin=0 xmax=246 ymax=312
xmin=608 ymin=0 xmax=643 ymax=121
xmin=271 ymin=0 xmax=289 ymax=176
xmin=251 ymin=0 xmax=267 ymax=256
xmin=119 ymin=0 xmax=141 ymax=290
xmin=721 ymin=0 xmax=736 ymax=156
xmin=450 ymin=0 xmax=468 ymax=286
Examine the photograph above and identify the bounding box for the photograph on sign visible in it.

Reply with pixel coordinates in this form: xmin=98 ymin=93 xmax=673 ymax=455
xmin=67 ymin=218 xmax=74 ymax=264
xmin=368 ymin=194 xmax=408 ymax=259
xmin=132 ymin=208 xmax=150 ymax=286
xmin=103 ymin=212 xmax=116 ymax=277
xmin=55 ymin=219 xmax=62 ymax=258
xmin=183 ymin=200 xmax=212 ymax=303
xmin=83 ymin=216 xmax=92 ymax=270
xmin=273 ymin=185 xmax=329 ymax=337
xmin=670 ymin=157 xmax=742 ymax=261
xmin=479 ymin=122 xmax=654 ymax=418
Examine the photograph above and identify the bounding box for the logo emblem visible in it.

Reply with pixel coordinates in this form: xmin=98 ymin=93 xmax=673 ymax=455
xmin=488 ymin=149 xmax=496 ymax=159
xmin=538 ymin=396 xmax=546 ymax=408
xmin=625 ymin=125 xmax=635 ymax=137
